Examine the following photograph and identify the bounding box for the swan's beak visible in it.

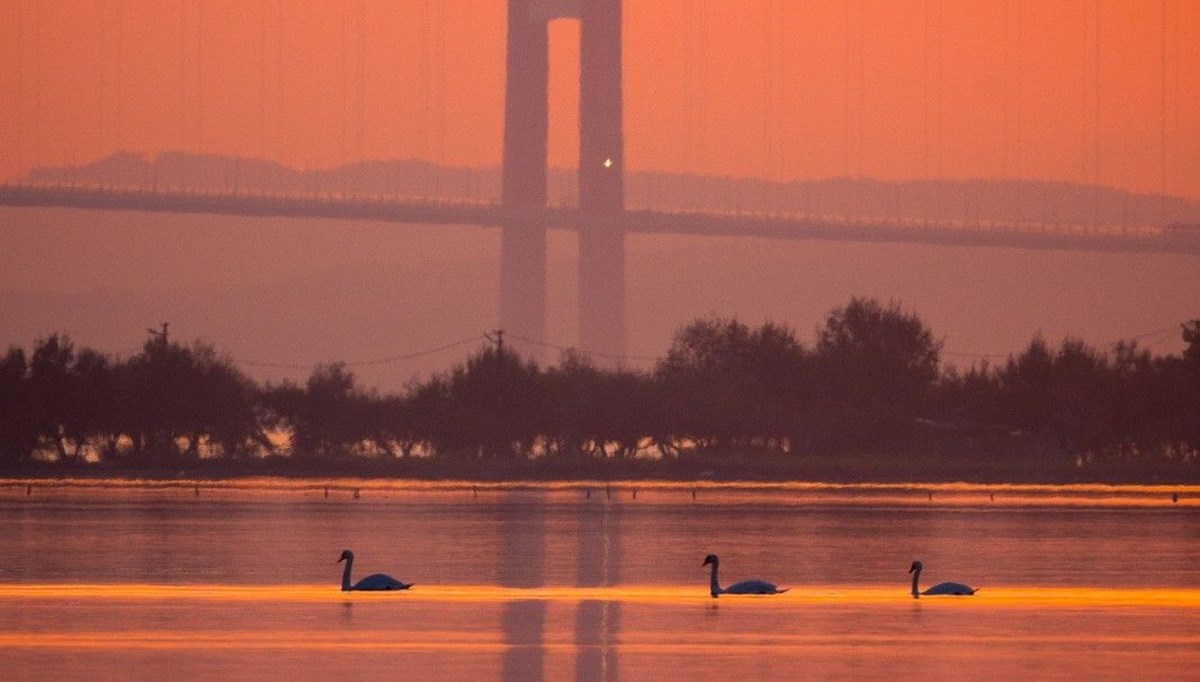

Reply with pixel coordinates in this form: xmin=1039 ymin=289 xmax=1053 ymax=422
xmin=337 ymin=557 xmax=345 ymax=563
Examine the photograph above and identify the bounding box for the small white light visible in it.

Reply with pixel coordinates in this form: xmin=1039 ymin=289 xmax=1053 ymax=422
xmin=603 ymin=158 xmax=613 ymax=168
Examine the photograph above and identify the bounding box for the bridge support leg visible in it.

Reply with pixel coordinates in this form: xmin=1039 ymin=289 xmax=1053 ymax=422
xmin=499 ymin=218 xmax=547 ymax=355
xmin=578 ymin=0 xmax=624 ymax=361
xmin=578 ymin=214 xmax=624 ymax=360
xmin=501 ymin=0 xmax=550 ymax=357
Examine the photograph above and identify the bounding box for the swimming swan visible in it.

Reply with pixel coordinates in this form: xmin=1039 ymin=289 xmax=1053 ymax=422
xmin=909 ymin=560 xmax=976 ymax=598
xmin=702 ymin=554 xmax=788 ymax=598
xmin=338 ymin=550 xmax=412 ymax=591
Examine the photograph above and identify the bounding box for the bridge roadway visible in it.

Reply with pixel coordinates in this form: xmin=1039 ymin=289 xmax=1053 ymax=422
xmin=2 ymin=184 xmax=1196 ymax=256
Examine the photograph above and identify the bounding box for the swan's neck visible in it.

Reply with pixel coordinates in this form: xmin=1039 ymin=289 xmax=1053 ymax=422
xmin=709 ymin=562 xmax=723 ymax=597
xmin=910 ymin=568 xmax=921 ymax=598
xmin=341 ymin=557 xmax=353 ymax=591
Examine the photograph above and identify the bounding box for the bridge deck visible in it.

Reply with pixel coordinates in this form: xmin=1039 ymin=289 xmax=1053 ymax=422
xmin=1 ymin=184 xmax=1194 ymax=256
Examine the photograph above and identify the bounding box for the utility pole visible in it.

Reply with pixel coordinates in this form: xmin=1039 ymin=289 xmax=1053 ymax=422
xmin=483 ymin=327 xmax=508 ymax=458
xmin=146 ymin=321 xmax=169 ymax=348
xmin=485 ymin=328 xmax=505 ymax=357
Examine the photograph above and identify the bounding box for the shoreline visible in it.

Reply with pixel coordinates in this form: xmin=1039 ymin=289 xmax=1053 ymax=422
xmin=2 ymin=455 xmax=1195 ymax=487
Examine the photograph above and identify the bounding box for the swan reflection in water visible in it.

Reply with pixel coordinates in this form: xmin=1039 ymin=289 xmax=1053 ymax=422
xmin=702 ymin=554 xmax=789 ymax=598
xmin=909 ymin=560 xmax=977 ymax=598
xmin=337 ymin=550 xmax=412 ymax=591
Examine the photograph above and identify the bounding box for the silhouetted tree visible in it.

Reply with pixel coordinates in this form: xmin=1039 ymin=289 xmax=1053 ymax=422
xmin=806 ymin=298 xmax=942 ymax=453
xmin=0 ymin=347 xmax=35 ymax=462
xmin=27 ymin=334 xmax=84 ymax=461
xmin=540 ymin=352 xmax=606 ymax=458
xmin=437 ymin=346 xmax=541 ymax=458
xmin=281 ymin=363 xmax=371 ymax=459
xmin=1175 ymin=320 xmax=1200 ymax=448
xmin=194 ymin=351 xmax=269 ymax=459
xmin=122 ymin=339 xmax=263 ymax=460
xmin=997 ymin=335 xmax=1055 ymax=440
xmin=403 ymin=374 xmax=453 ymax=457
xmin=62 ymin=348 xmax=118 ymax=461
xmin=656 ymin=317 xmax=805 ymax=452
xmin=1183 ymin=320 xmax=1200 ymax=364
xmin=1047 ymin=338 xmax=1111 ymax=456
xmin=597 ymin=369 xmax=662 ymax=459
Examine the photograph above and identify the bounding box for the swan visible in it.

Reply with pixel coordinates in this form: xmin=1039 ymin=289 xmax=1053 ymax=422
xmin=338 ymin=550 xmax=412 ymax=591
xmin=702 ymin=554 xmax=788 ymax=598
xmin=909 ymin=560 xmax=976 ymax=598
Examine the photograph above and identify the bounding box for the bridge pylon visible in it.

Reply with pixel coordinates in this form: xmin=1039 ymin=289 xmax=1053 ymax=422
xmin=501 ymin=0 xmax=624 ymax=363
xmin=501 ymin=0 xmax=551 ymax=359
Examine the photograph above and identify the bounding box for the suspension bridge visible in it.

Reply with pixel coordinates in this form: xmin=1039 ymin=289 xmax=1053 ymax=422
xmin=1 ymin=1 xmax=1195 ymax=362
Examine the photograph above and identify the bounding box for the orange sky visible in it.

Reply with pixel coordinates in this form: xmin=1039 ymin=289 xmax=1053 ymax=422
xmin=1 ymin=1 xmax=1197 ymax=199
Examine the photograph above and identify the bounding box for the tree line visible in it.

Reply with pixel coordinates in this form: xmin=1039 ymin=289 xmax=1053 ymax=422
xmin=1 ymin=297 xmax=1197 ymax=474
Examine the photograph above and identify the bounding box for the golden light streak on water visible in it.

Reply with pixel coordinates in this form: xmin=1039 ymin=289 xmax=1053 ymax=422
xmin=0 ymin=631 xmax=509 ymax=652
xmin=2 ymin=583 xmax=1197 ymax=609
xmin=1 ymin=631 xmax=1196 ymax=654
xmin=2 ymin=477 xmax=1197 ymax=508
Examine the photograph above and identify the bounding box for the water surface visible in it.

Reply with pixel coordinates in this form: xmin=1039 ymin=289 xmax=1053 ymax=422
xmin=1 ymin=480 xmax=1196 ymax=680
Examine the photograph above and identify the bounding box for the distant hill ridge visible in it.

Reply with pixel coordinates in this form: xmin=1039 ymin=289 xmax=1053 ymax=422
xmin=23 ymin=151 xmax=1200 ymax=228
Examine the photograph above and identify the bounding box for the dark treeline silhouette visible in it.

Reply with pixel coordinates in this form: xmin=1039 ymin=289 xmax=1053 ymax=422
xmin=1 ymin=298 xmax=1197 ymax=481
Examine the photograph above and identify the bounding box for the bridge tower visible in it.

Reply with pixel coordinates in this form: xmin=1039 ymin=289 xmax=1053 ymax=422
xmin=501 ymin=0 xmax=624 ymax=361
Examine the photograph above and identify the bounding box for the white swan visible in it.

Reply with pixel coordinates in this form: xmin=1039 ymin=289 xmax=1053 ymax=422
xmin=338 ymin=550 xmax=412 ymax=591
xmin=909 ymin=560 xmax=976 ymax=598
xmin=703 ymin=554 xmax=788 ymax=598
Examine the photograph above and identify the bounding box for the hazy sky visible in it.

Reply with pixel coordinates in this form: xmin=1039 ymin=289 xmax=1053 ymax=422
xmin=1 ymin=0 xmax=1198 ymax=198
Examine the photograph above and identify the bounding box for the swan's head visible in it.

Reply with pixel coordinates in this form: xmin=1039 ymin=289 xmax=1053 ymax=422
xmin=702 ymin=554 xmax=719 ymax=567
xmin=338 ymin=550 xmax=354 ymax=563
xmin=909 ymin=561 xmax=923 ymax=573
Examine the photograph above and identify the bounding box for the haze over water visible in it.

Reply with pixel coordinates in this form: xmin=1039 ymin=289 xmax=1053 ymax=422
xmin=1 ymin=481 xmax=1196 ymax=680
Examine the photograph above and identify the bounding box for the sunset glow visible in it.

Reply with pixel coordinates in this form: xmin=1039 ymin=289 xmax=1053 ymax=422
xmin=1 ymin=1 xmax=1197 ymax=198
xmin=1 ymin=6 xmax=1197 ymax=679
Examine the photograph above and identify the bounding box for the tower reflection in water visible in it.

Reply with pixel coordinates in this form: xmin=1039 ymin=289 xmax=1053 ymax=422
xmin=500 ymin=490 xmax=547 ymax=682
xmin=499 ymin=489 xmax=622 ymax=682
xmin=575 ymin=490 xmax=621 ymax=682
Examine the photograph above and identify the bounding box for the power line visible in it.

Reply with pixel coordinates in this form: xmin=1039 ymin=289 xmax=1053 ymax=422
xmin=1093 ymin=0 xmax=1101 ymax=225
xmin=115 ymin=0 xmax=125 ymax=154
xmin=15 ymin=0 xmax=25 ymax=177
xmin=259 ymin=0 xmax=267 ymax=162
xmin=683 ymin=0 xmax=694 ymax=175
xmin=356 ymin=0 xmax=366 ymax=165
xmin=276 ymin=0 xmax=284 ymax=163
xmin=842 ymin=0 xmax=850 ymax=177
xmin=1173 ymin=0 xmax=1179 ymax=218
xmin=33 ymin=0 xmax=42 ymax=169
xmin=507 ymin=333 xmax=659 ymax=365
xmin=856 ymin=0 xmax=865 ymax=179
xmin=340 ymin=0 xmax=348 ymax=172
xmin=196 ymin=0 xmax=204 ymax=152
xmin=233 ymin=334 xmax=486 ymax=370
xmin=1160 ymin=0 xmax=1168 ymax=224
xmin=941 ymin=350 xmax=1009 ymax=360
xmin=937 ymin=0 xmax=944 ymax=178
xmin=179 ymin=1 xmax=186 ymax=150
xmin=1119 ymin=325 xmax=1179 ymax=345
xmin=923 ymin=0 xmax=930 ymax=182
xmin=98 ymin=0 xmax=106 ymax=156
xmin=1003 ymin=0 xmax=1010 ymax=183
xmin=942 ymin=324 xmax=1185 ymax=362
xmin=434 ymin=0 xmax=446 ymax=197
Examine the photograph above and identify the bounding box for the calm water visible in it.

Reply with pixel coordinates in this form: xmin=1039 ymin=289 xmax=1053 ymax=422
xmin=1 ymin=479 xmax=1197 ymax=681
